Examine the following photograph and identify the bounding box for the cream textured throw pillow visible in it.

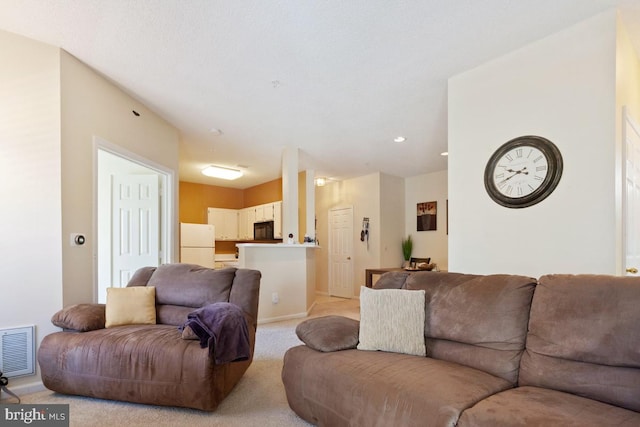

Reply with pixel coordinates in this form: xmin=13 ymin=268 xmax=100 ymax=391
xmin=105 ymin=286 xmax=156 ymax=328
xmin=357 ymin=286 xmax=426 ymax=356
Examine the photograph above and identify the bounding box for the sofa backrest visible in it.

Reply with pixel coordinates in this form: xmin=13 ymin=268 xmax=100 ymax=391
xmin=127 ymin=263 xmax=261 ymax=328
xmin=376 ymin=271 xmax=536 ymax=385
xmin=519 ymin=274 xmax=640 ymax=412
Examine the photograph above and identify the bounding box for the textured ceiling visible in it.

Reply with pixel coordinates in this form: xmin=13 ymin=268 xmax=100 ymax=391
xmin=1 ymin=0 xmax=639 ymax=188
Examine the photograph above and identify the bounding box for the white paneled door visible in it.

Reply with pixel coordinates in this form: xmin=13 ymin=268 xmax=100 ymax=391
xmin=623 ymin=107 xmax=640 ymax=276
xmin=112 ymin=175 xmax=160 ymax=286
xmin=329 ymin=207 xmax=354 ymax=298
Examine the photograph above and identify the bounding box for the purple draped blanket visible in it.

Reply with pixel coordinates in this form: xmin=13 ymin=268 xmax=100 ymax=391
xmin=182 ymin=302 xmax=250 ymax=364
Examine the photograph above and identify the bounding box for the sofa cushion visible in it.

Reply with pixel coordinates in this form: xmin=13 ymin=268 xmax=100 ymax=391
xmin=357 ymin=286 xmax=426 ymax=357
xmin=38 ymin=325 xmax=235 ymax=411
xmin=520 ymin=274 xmax=640 ymax=412
xmin=282 ymin=345 xmax=512 ymax=427
xmin=105 ymin=286 xmax=156 ymax=328
xmin=295 ymin=315 xmax=359 ymax=352
xmin=52 ymin=304 xmax=105 ymax=332
xmin=458 ymin=386 xmax=640 ymax=427
xmin=405 ymin=272 xmax=536 ymax=384
xmin=146 ymin=263 xmax=235 ymax=307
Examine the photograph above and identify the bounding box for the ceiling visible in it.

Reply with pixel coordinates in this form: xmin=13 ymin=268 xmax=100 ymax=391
xmin=1 ymin=0 xmax=639 ymax=189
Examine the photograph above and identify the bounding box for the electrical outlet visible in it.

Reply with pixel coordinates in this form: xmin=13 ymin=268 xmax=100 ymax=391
xmin=272 ymin=292 xmax=279 ymax=304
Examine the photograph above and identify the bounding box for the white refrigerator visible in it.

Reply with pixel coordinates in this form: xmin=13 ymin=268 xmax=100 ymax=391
xmin=180 ymin=223 xmax=216 ymax=268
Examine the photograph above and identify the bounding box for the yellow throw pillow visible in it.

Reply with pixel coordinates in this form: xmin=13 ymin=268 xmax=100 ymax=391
xmin=105 ymin=286 xmax=156 ymax=328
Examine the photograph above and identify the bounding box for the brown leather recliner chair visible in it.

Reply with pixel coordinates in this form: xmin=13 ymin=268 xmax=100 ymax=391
xmin=38 ymin=264 xmax=261 ymax=411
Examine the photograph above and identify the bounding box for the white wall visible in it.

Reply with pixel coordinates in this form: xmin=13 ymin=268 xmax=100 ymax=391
xmin=0 ymin=30 xmax=62 ymax=391
xmin=405 ymin=170 xmax=448 ymax=271
xmin=448 ymin=10 xmax=618 ymax=277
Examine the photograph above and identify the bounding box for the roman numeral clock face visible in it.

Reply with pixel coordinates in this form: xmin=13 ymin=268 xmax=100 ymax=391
xmin=484 ymin=136 xmax=563 ymax=208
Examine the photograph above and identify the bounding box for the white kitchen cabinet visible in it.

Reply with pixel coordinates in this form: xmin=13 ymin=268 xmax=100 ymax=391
xmin=207 ymin=208 xmax=238 ymax=240
xmin=254 ymin=203 xmax=275 ymax=222
xmin=253 ymin=205 xmax=264 ymax=222
xmin=238 ymin=207 xmax=256 ymax=240
xmin=246 ymin=208 xmax=256 ymax=239
xmin=238 ymin=208 xmax=249 ymax=240
xmin=207 ymin=201 xmax=281 ymax=241
xmin=273 ymin=201 xmax=282 ymax=238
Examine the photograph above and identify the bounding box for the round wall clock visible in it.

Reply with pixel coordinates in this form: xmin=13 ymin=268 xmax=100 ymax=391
xmin=484 ymin=135 xmax=563 ymax=209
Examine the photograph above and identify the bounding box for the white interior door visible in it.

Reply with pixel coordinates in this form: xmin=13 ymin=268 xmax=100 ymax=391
xmin=112 ymin=174 xmax=160 ymax=286
xmin=329 ymin=207 xmax=354 ymax=298
xmin=623 ymin=108 xmax=640 ymax=276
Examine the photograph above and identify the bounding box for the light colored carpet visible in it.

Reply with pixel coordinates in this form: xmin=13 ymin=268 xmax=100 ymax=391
xmin=18 ymin=297 xmax=360 ymax=427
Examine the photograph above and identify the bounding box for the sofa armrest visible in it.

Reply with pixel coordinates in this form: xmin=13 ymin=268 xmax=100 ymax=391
xmin=295 ymin=315 xmax=359 ymax=352
xmin=51 ymin=304 xmax=106 ymax=332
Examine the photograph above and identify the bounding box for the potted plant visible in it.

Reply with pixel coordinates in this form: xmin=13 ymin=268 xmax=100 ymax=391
xmin=401 ymin=235 xmax=413 ymax=268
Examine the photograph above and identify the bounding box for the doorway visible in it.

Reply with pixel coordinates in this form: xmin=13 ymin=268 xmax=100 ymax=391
xmin=95 ymin=138 xmax=173 ymax=302
xmin=328 ymin=206 xmax=354 ymax=298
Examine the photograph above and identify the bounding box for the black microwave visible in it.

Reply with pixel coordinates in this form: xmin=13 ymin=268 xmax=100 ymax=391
xmin=254 ymin=221 xmax=274 ymax=240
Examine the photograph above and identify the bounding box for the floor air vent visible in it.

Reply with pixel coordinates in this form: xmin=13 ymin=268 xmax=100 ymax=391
xmin=0 ymin=326 xmax=35 ymax=378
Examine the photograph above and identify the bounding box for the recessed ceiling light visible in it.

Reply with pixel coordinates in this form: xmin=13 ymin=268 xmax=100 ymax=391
xmin=441 ymin=152 xmax=449 ymax=156
xmin=209 ymin=128 xmax=223 ymax=135
xmin=393 ymin=136 xmax=406 ymax=143
xmin=202 ymin=165 xmax=243 ymax=180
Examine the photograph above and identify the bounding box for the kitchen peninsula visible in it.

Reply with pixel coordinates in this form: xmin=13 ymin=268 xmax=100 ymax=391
xmin=237 ymin=243 xmax=319 ymax=323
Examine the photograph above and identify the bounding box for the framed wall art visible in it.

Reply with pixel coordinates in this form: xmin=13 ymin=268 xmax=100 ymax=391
xmin=417 ymin=201 xmax=437 ymax=231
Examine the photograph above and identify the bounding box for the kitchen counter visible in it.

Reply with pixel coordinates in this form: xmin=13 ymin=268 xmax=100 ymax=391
xmin=238 ymin=243 xmax=320 ymax=248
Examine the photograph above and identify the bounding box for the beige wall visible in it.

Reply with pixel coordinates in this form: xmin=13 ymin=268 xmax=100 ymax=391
xmin=380 ymin=173 xmax=406 ymax=267
xmin=616 ymin=16 xmax=640 ymax=122
xmin=615 ymin=15 xmax=640 ymax=271
xmin=60 ymin=51 xmax=180 ymax=305
xmin=315 ymin=172 xmax=405 ymax=296
xmin=0 ymin=29 xmax=62 ymax=391
xmin=449 ymin=10 xmax=618 ymax=276
xmin=405 ymin=170 xmax=448 ymax=271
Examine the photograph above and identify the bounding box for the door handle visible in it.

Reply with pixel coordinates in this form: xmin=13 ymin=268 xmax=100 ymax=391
xmin=347 ymin=257 xmax=351 ymax=260
xmin=626 ymin=267 xmax=638 ymax=274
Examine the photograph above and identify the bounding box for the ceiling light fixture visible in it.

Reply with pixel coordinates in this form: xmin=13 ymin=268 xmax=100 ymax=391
xmin=393 ymin=136 xmax=406 ymax=143
xmin=315 ymin=177 xmax=326 ymax=187
xmin=202 ymin=165 xmax=243 ymax=180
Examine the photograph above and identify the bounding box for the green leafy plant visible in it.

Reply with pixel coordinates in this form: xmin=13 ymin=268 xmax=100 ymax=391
xmin=401 ymin=235 xmax=413 ymax=261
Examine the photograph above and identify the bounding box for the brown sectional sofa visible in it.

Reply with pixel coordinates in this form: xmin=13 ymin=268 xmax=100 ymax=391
xmin=282 ymin=272 xmax=640 ymax=426
xmin=38 ymin=264 xmax=261 ymax=411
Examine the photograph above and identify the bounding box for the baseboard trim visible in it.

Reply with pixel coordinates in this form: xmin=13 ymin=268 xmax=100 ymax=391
xmin=0 ymin=380 xmax=45 ymax=402
xmin=257 ymin=312 xmax=307 ymax=324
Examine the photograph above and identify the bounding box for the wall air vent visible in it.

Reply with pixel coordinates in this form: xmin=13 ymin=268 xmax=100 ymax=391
xmin=0 ymin=326 xmax=35 ymax=378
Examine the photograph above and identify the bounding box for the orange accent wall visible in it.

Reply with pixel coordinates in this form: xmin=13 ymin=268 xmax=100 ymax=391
xmin=179 ymin=174 xmax=307 ymax=250
xmin=243 ymin=178 xmax=282 ymax=207
xmin=179 ymin=181 xmax=244 ymax=223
